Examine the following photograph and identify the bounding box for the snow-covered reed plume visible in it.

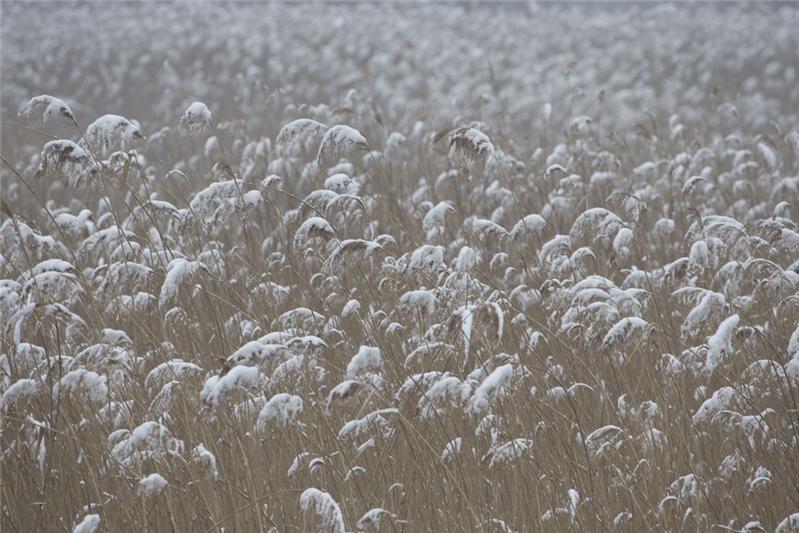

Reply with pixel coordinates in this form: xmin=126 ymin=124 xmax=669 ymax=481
xmin=191 ymin=444 xmax=219 ymax=480
xmin=448 ymin=127 xmax=494 ymax=169
xmin=299 ymin=488 xmax=346 ymax=533
xmin=179 ymin=101 xmax=213 ymax=136
xmin=485 ymin=437 xmax=534 ymax=469
xmin=54 ymin=369 xmax=108 ymax=405
xmin=200 ymin=365 xmax=260 ymax=408
xmin=276 ymin=118 xmax=329 ymax=158
xmin=256 ymin=393 xmax=303 ymax=431
xmin=316 ymin=125 xmax=368 ymax=168
xmin=704 ymin=314 xmax=739 ymax=377
xmin=19 ymin=95 xmax=75 ymax=124
xmin=159 ymin=258 xmax=208 ymax=307
xmin=73 ymin=514 xmax=100 ymax=533
xmin=356 ymin=508 xmax=402 ymax=531
xmin=1 ymin=378 xmax=39 ymax=413
xmin=82 ymin=114 xmax=145 ymax=154
xmin=345 ymin=345 xmax=383 ymax=380
xmin=138 ymin=473 xmax=168 ymax=497
xmin=36 ymin=140 xmax=95 ymax=184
